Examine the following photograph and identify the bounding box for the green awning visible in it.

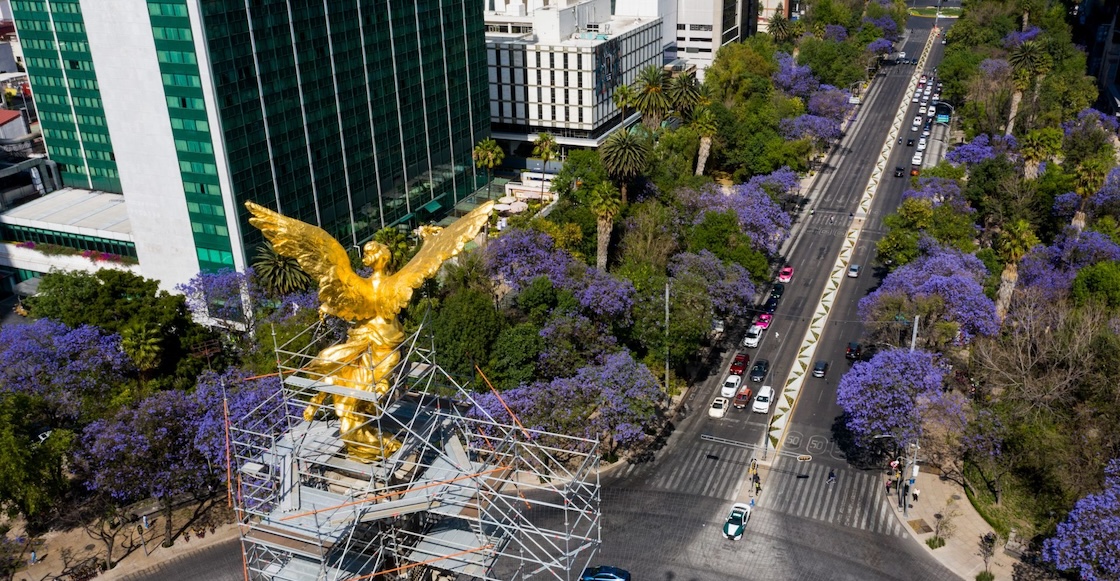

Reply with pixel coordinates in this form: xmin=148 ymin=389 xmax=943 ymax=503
xmin=421 ymin=199 xmax=442 ymax=213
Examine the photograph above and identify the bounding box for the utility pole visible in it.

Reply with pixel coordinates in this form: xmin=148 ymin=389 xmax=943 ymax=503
xmin=664 ymin=282 xmax=670 ymax=393
xmin=909 ymin=314 xmax=919 ymax=352
xmin=904 ymin=438 xmax=920 ymax=517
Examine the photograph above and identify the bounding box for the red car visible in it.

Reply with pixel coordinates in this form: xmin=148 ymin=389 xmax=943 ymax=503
xmin=730 ymin=352 xmax=749 ymax=376
xmin=778 ymin=266 xmax=794 ymax=283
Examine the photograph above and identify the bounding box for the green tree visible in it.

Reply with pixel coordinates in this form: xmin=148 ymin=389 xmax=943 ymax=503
xmin=693 ymin=107 xmax=718 ymax=176
xmin=613 ymin=83 xmax=636 ymax=122
xmin=633 ymin=65 xmax=669 ymax=130
xmin=549 ymin=149 xmax=609 ymax=204
xmin=253 ymin=241 xmax=313 ymax=296
xmin=488 ymin=323 xmax=544 ymax=390
xmin=619 ymin=200 xmax=680 ymax=271
xmin=372 ymin=226 xmax=416 ymax=273
xmin=1018 ymin=128 xmax=1062 ymax=180
xmin=532 ymin=132 xmax=558 ymax=198
xmin=0 ymin=394 xmax=71 ymax=520
xmin=1073 ymin=156 xmax=1112 ymax=230
xmin=666 ymin=71 xmax=701 ymax=119
xmin=588 ymin=182 xmax=623 ymax=272
xmin=472 ymin=138 xmax=505 ymax=198
xmin=796 ymin=36 xmax=864 ymax=88
xmin=600 ymin=129 xmax=650 ymax=204
xmin=876 ymin=198 xmax=977 ymax=269
xmin=120 ymin=322 xmax=162 ymax=396
xmin=994 ymin=219 xmax=1040 ymax=320
xmin=432 ymin=288 xmax=503 ymax=381
xmin=1006 ymin=40 xmax=1051 ymax=136
xmin=768 ymin=11 xmax=794 ymax=45
xmin=704 ymin=37 xmax=777 ymax=106
xmin=1072 ymin=261 xmax=1120 ymax=308
xmin=687 ymin=210 xmax=770 ymax=281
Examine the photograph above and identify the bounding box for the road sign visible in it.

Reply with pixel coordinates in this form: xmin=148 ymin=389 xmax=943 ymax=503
xmin=936 ymin=114 xmax=949 ymax=123
xmin=797 ymin=455 xmax=813 ymax=462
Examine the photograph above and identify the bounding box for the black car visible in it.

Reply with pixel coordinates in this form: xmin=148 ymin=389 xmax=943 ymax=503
xmin=770 ymin=283 xmax=785 ymax=300
xmin=906 ymin=138 xmax=914 ymax=146
xmin=763 ymin=297 xmax=779 ymax=314
xmin=749 ymin=359 xmax=770 ymax=382
xmin=581 ymin=566 xmax=631 ymax=581
xmin=812 ymin=360 xmax=829 ymax=378
xmin=845 ymin=342 xmax=862 ymax=360
xmin=894 ymin=166 xmax=905 ymax=177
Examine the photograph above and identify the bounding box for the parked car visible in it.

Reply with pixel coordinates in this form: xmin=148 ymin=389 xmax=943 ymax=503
xmin=709 ymin=397 xmax=729 ymax=419
xmin=749 ymin=359 xmax=770 ymax=382
xmin=721 ymin=374 xmax=742 ymax=398
xmin=812 ymin=360 xmax=829 ymax=378
xmin=778 ymin=265 xmax=795 ymax=283
xmin=581 ymin=566 xmax=632 ymax=581
xmin=770 ymin=283 xmax=785 ymax=300
xmin=733 ymin=386 xmax=755 ymax=409
xmin=743 ymin=324 xmax=764 ymax=348
xmin=847 ymin=264 xmax=861 ymax=278
xmin=729 ymin=352 xmax=749 ymax=376
xmin=722 ymin=503 xmax=753 ymax=540
xmin=845 ymin=342 xmax=862 ymax=360
xmin=755 ymin=313 xmax=773 ymax=330
xmin=911 ymin=153 xmax=923 ymax=166
xmin=752 ymin=385 xmax=775 ymax=413
xmin=917 ymin=138 xmax=927 ymax=151
xmin=762 ymin=297 xmax=779 ymax=314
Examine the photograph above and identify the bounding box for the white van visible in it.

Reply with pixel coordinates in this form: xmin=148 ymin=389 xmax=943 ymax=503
xmin=752 ymin=385 xmax=775 ymax=414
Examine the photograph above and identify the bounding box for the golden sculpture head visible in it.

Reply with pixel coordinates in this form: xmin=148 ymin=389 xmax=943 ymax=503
xmin=361 ymin=241 xmax=392 ymax=271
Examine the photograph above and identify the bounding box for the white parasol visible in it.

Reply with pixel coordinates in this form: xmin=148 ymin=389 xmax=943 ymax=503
xmin=509 ymin=201 xmax=529 ymax=213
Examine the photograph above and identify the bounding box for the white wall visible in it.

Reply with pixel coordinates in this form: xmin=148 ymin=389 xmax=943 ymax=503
xmin=80 ymin=0 xmax=199 ymax=292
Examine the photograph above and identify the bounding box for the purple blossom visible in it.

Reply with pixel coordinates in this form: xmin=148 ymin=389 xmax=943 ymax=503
xmin=485 ymin=229 xmax=579 ymax=292
xmin=862 ymin=15 xmax=899 ymax=40
xmin=177 ymin=268 xmax=263 ymax=326
xmin=1042 ymin=458 xmax=1120 ymax=581
xmin=1053 ymin=191 xmax=1082 ymax=220
xmin=190 ymin=367 xmax=285 ymax=481
xmin=0 ymin=319 xmax=130 ymax=419
xmin=836 ymin=348 xmax=947 ymax=446
xmin=1002 ymin=26 xmax=1041 ymax=49
xmin=979 ymin=58 xmax=1012 ymax=79
xmin=902 ymin=178 xmax=974 ymax=214
xmin=686 ymin=171 xmax=794 ymax=255
xmin=1088 ymin=166 xmax=1120 ymax=217
xmin=859 ymin=244 xmax=998 ymax=341
xmin=569 ymin=267 xmax=635 ymax=325
xmin=538 ymin=314 xmax=619 ymax=379
xmin=669 ymin=251 xmax=757 ymax=320
xmin=944 ymin=134 xmax=1014 ymax=167
xmin=807 ymin=86 xmax=855 ymax=123
xmin=867 ymin=38 xmax=895 ymax=55
xmin=1062 ymin=108 xmax=1120 ymax=138
xmin=772 ymin=52 xmax=820 ymax=98
xmin=824 ymin=25 xmax=848 ymax=42
xmin=1019 ymin=228 xmax=1120 ymax=300
xmin=780 ymin=114 xmax=843 ymax=144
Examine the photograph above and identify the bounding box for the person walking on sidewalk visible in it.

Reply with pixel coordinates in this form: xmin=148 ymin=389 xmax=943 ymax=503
xmin=885 ymin=478 xmax=891 ymax=495
xmin=912 ymin=488 xmax=920 ymax=502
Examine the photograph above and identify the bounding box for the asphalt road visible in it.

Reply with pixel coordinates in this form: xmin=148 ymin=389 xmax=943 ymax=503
xmin=122 ymin=15 xmax=959 ymax=581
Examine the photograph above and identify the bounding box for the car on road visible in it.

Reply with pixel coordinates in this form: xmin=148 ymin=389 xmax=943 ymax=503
xmin=709 ymin=397 xmax=729 ymax=419
xmin=921 ymin=126 xmax=931 ymax=138
xmin=846 ymin=342 xmax=862 ymax=360
xmin=847 ymin=264 xmax=861 ymax=278
xmin=812 ymin=360 xmax=829 ymax=378
xmin=911 ymin=94 xmax=919 ymax=103
xmin=911 ymin=153 xmax=923 ymax=166
xmin=581 ymin=566 xmax=632 ymax=581
xmin=749 ymin=359 xmax=770 ymax=382
xmin=721 ymin=374 xmax=742 ymax=398
xmin=762 ymin=297 xmax=779 ymax=314
xmin=906 ymin=138 xmax=914 ymax=146
xmin=756 ymin=313 xmax=773 ymax=330
xmin=926 ymin=105 xmax=936 ymax=116
xmin=917 ymin=138 xmax=927 ymax=152
xmin=778 ymin=265 xmax=794 ymax=283
xmin=912 ymin=115 xmax=922 ymax=127
xmin=743 ymin=324 xmax=764 ymax=348
xmin=752 ymin=385 xmax=775 ymax=413
xmin=722 ymin=502 xmax=753 ymax=540
xmin=770 ymin=283 xmax=785 ymax=300
xmin=733 ymin=386 xmax=755 ymax=409
xmin=730 ymin=352 xmax=749 ymax=375
xmin=894 ymin=166 xmax=904 ymax=177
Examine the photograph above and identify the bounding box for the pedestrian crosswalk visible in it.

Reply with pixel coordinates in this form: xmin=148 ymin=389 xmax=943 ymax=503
xmin=616 ymin=440 xmax=752 ymax=500
xmin=763 ymin=458 xmax=908 ymax=537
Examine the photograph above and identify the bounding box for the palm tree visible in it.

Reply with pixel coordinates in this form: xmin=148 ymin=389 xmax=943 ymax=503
xmin=253 ymin=241 xmax=313 ymax=296
xmin=121 ymin=321 xmax=162 ymax=396
xmin=693 ymin=107 xmax=718 ymax=176
xmin=1018 ymin=127 xmax=1061 ymax=180
xmin=599 ymin=130 xmax=650 ymax=204
xmin=1006 ymin=41 xmax=1050 ymax=135
xmin=588 ymin=181 xmax=622 ymax=271
xmin=533 ymin=132 xmax=558 ymax=198
xmin=1073 ymin=156 xmax=1112 ymax=230
xmin=666 ymin=71 xmax=701 ymax=119
xmin=472 ymin=138 xmax=505 ymax=198
xmin=613 ymin=83 xmax=636 ymax=123
xmin=633 ymin=65 xmax=669 ymax=130
xmin=768 ymin=12 xmax=793 ymax=44
xmin=995 ymin=219 xmax=1039 ymax=320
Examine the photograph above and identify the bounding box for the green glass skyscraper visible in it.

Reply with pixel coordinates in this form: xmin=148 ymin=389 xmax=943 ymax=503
xmin=10 ymin=0 xmax=489 ymax=286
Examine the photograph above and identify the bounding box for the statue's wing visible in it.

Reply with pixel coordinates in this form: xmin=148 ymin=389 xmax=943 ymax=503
xmin=245 ymin=201 xmax=375 ymax=320
xmin=385 ymin=201 xmax=494 ymax=309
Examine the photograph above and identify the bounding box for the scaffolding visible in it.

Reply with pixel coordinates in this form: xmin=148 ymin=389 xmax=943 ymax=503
xmin=231 ymin=319 xmax=602 ymax=581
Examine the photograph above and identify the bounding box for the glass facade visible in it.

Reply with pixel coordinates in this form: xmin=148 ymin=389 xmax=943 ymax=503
xmin=198 ymin=0 xmax=489 ymax=250
xmin=146 ymin=0 xmax=234 ymax=273
xmin=11 ymin=0 xmax=121 ymax=192
xmin=1 ymin=223 xmax=137 ymax=258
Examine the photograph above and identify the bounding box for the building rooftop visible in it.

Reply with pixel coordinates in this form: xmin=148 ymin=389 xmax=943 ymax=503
xmin=0 ymin=109 xmax=20 ymax=126
xmin=0 ymin=187 xmax=132 ymax=241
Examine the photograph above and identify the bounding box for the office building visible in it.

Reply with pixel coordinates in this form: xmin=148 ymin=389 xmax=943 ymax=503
xmin=4 ymin=0 xmax=488 ymax=291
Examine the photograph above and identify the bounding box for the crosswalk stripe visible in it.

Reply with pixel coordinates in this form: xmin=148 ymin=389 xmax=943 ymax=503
xmin=761 ymin=459 xmax=906 ymax=537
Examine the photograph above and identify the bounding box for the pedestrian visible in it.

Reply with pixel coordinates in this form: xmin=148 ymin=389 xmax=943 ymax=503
xmin=30 ymin=550 xmax=36 ymax=565
xmin=754 ymin=480 xmax=762 ymax=495
xmin=912 ymin=488 xmax=920 ymax=502
xmin=827 ymin=469 xmax=836 ymax=484
xmin=753 ymin=473 xmax=760 ymax=485
xmin=885 ymin=478 xmax=891 ymax=494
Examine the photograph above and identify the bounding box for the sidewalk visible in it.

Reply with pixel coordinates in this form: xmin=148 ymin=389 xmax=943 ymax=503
xmin=888 ymin=468 xmax=1017 ymax=581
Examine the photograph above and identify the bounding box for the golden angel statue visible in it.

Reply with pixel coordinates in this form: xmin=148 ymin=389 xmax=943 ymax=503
xmin=246 ymin=200 xmax=494 ymax=462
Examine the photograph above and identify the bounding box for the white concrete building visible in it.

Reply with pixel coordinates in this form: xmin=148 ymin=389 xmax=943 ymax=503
xmin=671 ymin=0 xmax=758 ymax=78
xmin=485 ymin=0 xmax=662 ymax=148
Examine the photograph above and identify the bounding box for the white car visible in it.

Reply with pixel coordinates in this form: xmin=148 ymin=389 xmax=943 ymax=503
xmin=743 ymin=324 xmax=764 ymax=348
xmin=722 ymin=503 xmax=752 ymax=540
xmin=913 ymin=115 xmax=922 ymax=127
xmin=927 ymin=106 xmax=936 ymax=116
xmin=911 ymin=153 xmax=923 ymax=166
xmin=752 ymin=386 xmax=774 ymax=414
xmin=917 ymin=138 xmax=927 ymax=152
xmin=709 ymin=397 xmax=729 ymax=419
xmin=847 ymin=264 xmax=861 ymax=278
xmin=720 ymin=374 xmax=742 ymax=398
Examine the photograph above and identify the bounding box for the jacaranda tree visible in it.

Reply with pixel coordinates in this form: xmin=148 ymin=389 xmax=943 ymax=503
xmin=1043 ymin=458 xmax=1120 ymax=581
xmin=836 ymin=347 xmax=949 ymax=448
